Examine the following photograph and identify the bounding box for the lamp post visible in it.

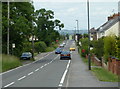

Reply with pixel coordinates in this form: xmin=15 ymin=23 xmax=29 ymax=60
xmin=76 ymin=20 xmax=79 ymax=34
xmin=87 ymin=0 xmax=91 ymax=70
xmin=7 ymin=0 xmax=10 ymax=54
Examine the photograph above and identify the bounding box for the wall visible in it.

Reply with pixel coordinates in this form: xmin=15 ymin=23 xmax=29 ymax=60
xmin=105 ymin=22 xmax=119 ymax=37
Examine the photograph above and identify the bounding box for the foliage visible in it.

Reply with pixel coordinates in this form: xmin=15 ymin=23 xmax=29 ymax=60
xmin=104 ymin=36 xmax=116 ymax=62
xmin=34 ymin=8 xmax=64 ymax=46
xmin=2 ymin=3 xmax=64 ymax=57
xmin=34 ymin=41 xmax=47 ymax=53
xmin=115 ymin=37 xmax=120 ymax=60
xmin=91 ymin=38 xmax=104 ymax=60
xmin=2 ymin=2 xmax=34 ymax=56
xmin=80 ymin=38 xmax=89 ymax=57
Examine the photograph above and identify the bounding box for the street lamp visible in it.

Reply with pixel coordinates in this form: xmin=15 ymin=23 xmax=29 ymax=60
xmin=76 ymin=20 xmax=79 ymax=34
xmin=87 ymin=0 xmax=91 ymax=70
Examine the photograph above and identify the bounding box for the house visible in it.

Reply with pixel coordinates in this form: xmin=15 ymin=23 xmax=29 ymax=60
xmin=90 ymin=27 xmax=97 ymax=40
xmin=96 ymin=13 xmax=120 ymax=39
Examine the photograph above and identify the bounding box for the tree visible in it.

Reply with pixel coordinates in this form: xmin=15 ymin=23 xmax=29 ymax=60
xmin=2 ymin=2 xmax=35 ymax=56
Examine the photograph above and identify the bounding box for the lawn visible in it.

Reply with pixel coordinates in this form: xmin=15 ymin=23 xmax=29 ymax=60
xmin=92 ymin=67 xmax=118 ymax=82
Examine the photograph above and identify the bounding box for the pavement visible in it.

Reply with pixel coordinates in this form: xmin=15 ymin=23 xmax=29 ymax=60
xmin=63 ymin=42 xmax=118 ymax=87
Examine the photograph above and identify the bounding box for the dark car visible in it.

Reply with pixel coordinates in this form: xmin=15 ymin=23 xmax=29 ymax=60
xmin=20 ymin=52 xmax=32 ymax=60
xmin=55 ymin=48 xmax=62 ymax=54
xmin=60 ymin=51 xmax=71 ymax=60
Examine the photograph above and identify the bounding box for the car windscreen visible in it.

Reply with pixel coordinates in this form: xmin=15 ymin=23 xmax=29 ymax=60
xmin=22 ymin=53 xmax=30 ymax=56
xmin=61 ymin=51 xmax=70 ymax=54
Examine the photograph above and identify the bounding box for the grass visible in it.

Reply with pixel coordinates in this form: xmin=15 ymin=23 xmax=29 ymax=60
xmin=80 ymin=56 xmax=96 ymax=66
xmin=46 ymin=47 xmax=55 ymax=52
xmin=1 ymin=54 xmax=22 ymax=72
xmin=92 ymin=67 xmax=118 ymax=82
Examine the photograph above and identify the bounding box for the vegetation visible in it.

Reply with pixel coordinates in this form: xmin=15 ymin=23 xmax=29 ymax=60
xmin=2 ymin=54 xmax=22 ymax=72
xmin=91 ymin=38 xmax=104 ymax=60
xmin=80 ymin=38 xmax=89 ymax=57
xmin=92 ymin=67 xmax=118 ymax=82
xmin=2 ymin=2 xmax=64 ymax=57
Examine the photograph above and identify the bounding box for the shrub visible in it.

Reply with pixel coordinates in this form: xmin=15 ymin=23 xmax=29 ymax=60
xmin=104 ymin=36 xmax=116 ymax=62
xmin=80 ymin=38 xmax=89 ymax=57
xmin=34 ymin=41 xmax=47 ymax=53
xmin=92 ymin=38 xmax=104 ymax=60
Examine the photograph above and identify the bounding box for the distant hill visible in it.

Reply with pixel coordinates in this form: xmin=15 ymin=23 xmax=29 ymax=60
xmin=57 ymin=30 xmax=88 ymax=35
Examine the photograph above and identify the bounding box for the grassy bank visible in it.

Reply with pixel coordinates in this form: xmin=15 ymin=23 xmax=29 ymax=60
xmin=92 ymin=67 xmax=118 ymax=82
xmin=1 ymin=54 xmax=22 ymax=72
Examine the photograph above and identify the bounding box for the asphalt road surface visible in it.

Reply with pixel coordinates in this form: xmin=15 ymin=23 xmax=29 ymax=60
xmin=2 ymin=40 xmax=72 ymax=88
xmin=1 ymin=40 xmax=118 ymax=89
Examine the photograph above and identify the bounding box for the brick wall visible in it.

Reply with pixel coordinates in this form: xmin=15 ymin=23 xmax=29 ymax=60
xmin=108 ymin=58 xmax=120 ymax=75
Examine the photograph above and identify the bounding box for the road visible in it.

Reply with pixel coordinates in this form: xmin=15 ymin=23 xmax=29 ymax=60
xmin=1 ymin=40 xmax=118 ymax=89
xmin=2 ymin=40 xmax=72 ymax=88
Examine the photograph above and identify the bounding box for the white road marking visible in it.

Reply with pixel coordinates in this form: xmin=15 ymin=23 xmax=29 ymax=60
xmin=58 ymin=60 xmax=71 ymax=87
xmin=18 ymin=76 xmax=26 ymax=81
xmin=35 ymin=68 xmax=39 ymax=72
xmin=28 ymin=72 xmax=34 ymax=76
xmin=4 ymin=82 xmax=15 ymax=88
xmin=44 ymin=64 xmax=47 ymax=66
xmin=40 ymin=66 xmax=44 ymax=68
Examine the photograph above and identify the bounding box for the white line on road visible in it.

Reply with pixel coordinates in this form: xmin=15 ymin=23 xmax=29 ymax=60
xmin=44 ymin=64 xmax=47 ymax=66
xmin=40 ymin=66 xmax=44 ymax=68
xmin=58 ymin=60 xmax=71 ymax=87
xmin=4 ymin=82 xmax=15 ymax=88
xmin=35 ymin=68 xmax=39 ymax=72
xmin=28 ymin=72 xmax=34 ymax=76
xmin=18 ymin=76 xmax=26 ymax=81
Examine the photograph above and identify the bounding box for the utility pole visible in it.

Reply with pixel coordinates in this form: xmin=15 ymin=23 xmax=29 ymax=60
xmin=76 ymin=20 xmax=79 ymax=34
xmin=87 ymin=0 xmax=91 ymax=70
xmin=7 ymin=1 xmax=10 ymax=55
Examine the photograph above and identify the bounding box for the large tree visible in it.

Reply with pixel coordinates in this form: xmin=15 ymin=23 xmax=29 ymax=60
xmin=2 ymin=2 xmax=34 ymax=56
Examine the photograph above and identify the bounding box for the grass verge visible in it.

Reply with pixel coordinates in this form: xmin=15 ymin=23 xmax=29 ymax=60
xmin=1 ymin=54 xmax=22 ymax=72
xmin=92 ymin=67 xmax=118 ymax=82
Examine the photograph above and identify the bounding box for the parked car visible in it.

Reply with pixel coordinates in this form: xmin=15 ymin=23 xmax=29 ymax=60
xmin=70 ymin=47 xmax=75 ymax=51
xmin=60 ymin=51 xmax=71 ymax=60
xmin=63 ymin=42 xmax=66 ymax=46
xmin=20 ymin=52 xmax=32 ymax=60
xmin=59 ymin=44 xmax=64 ymax=48
xmin=55 ymin=48 xmax=62 ymax=54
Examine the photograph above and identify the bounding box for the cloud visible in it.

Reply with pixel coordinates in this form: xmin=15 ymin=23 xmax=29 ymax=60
xmin=67 ymin=7 xmax=78 ymax=13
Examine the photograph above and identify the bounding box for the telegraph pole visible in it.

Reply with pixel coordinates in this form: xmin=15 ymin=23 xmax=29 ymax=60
xmin=7 ymin=1 xmax=10 ymax=55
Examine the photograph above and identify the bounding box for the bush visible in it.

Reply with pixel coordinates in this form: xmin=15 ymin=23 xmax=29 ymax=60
xmin=104 ymin=36 xmax=116 ymax=62
xmin=91 ymin=38 xmax=104 ymax=60
xmin=34 ymin=41 xmax=47 ymax=53
xmin=80 ymin=38 xmax=89 ymax=57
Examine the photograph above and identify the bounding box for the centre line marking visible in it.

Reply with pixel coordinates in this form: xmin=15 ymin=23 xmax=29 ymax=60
xmin=58 ymin=60 xmax=71 ymax=87
xmin=4 ymin=82 xmax=15 ymax=88
xmin=28 ymin=72 xmax=34 ymax=76
xmin=35 ymin=68 xmax=39 ymax=72
xmin=40 ymin=66 xmax=44 ymax=68
xmin=18 ymin=76 xmax=26 ymax=81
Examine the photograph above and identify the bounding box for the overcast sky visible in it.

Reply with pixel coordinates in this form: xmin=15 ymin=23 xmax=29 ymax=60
xmin=33 ymin=0 xmax=119 ymax=30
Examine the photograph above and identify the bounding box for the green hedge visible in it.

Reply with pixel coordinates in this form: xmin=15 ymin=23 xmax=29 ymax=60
xmin=34 ymin=41 xmax=47 ymax=53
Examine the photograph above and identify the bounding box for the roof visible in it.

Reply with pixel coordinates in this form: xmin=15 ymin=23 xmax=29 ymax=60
xmin=97 ymin=15 xmax=120 ymax=33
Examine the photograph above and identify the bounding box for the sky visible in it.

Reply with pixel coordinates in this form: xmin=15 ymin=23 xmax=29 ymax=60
xmin=33 ymin=0 xmax=119 ymax=30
